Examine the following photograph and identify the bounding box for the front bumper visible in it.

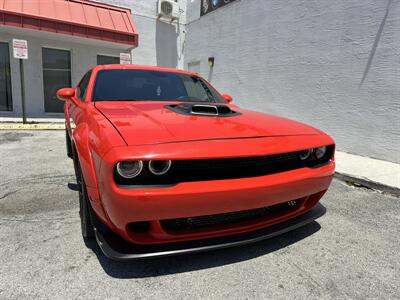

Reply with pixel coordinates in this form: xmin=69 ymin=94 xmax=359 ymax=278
xmin=94 ymin=202 xmax=326 ymax=261
xmin=98 ymin=162 xmax=333 ymax=244
xmin=93 ymin=136 xmax=335 ymax=245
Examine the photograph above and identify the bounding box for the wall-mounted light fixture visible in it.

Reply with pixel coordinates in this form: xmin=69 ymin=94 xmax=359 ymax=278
xmin=208 ymin=57 xmax=215 ymax=68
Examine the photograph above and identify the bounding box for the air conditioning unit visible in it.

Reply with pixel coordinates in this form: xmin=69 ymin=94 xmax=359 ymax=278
xmin=158 ymin=0 xmax=180 ymax=20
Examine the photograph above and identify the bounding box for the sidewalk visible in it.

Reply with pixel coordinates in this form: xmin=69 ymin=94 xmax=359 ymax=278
xmin=0 ymin=117 xmax=65 ymax=130
xmin=335 ymin=152 xmax=400 ymax=196
xmin=0 ymin=117 xmax=64 ymax=123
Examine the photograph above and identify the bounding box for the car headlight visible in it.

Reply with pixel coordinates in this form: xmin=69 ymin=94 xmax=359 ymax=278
xmin=315 ymin=146 xmax=327 ymax=160
xmin=149 ymin=160 xmax=172 ymax=175
xmin=116 ymin=160 xmax=143 ymax=178
xmin=299 ymin=149 xmax=313 ymax=160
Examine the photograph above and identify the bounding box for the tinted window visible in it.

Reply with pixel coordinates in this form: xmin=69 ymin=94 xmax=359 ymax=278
xmin=92 ymin=70 xmax=224 ymax=103
xmin=77 ymin=71 xmax=92 ymax=101
xmin=42 ymin=48 xmax=71 ymax=113
xmin=97 ymin=55 xmax=119 ymax=65
xmin=0 ymin=42 xmax=12 ymax=111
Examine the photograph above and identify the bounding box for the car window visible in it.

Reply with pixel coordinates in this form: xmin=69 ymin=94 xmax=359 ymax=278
xmin=92 ymin=69 xmax=224 ymax=103
xmin=77 ymin=71 xmax=92 ymax=101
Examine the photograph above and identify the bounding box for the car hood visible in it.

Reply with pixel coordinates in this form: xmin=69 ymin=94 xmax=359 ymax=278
xmin=95 ymin=101 xmax=319 ymax=146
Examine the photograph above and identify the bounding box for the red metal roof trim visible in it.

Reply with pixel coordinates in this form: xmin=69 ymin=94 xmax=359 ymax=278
xmin=0 ymin=0 xmax=138 ymax=47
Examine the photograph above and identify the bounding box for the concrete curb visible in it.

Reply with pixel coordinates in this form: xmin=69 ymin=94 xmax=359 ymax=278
xmin=335 ymin=172 xmax=400 ymax=197
xmin=334 ymin=151 xmax=400 ymax=197
xmin=0 ymin=123 xmax=65 ymax=130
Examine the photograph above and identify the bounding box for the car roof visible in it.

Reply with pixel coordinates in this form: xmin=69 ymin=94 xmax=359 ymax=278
xmin=93 ymin=64 xmax=198 ymax=76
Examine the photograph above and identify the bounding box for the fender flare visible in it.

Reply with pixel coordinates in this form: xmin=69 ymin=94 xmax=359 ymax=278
xmin=71 ymin=125 xmax=116 ymax=229
xmin=72 ymin=123 xmax=97 ymax=189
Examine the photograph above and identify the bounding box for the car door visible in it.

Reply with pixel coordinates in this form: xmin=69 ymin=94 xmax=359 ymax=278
xmin=66 ymin=70 xmax=92 ymax=138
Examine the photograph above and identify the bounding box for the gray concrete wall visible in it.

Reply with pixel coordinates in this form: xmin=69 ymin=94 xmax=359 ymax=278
xmin=185 ymin=0 xmax=400 ymax=163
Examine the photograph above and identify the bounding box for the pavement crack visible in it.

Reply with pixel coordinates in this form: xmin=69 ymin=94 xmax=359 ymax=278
xmin=0 ymin=173 xmax=75 ymax=187
xmin=0 ymin=189 xmax=20 ymax=200
xmin=289 ymin=261 xmax=323 ymax=290
xmin=0 ymin=216 xmax=77 ymax=224
xmin=288 ymin=260 xmax=353 ymax=299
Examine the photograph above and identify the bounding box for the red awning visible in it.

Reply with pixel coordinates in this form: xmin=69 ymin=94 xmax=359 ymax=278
xmin=0 ymin=0 xmax=138 ymax=47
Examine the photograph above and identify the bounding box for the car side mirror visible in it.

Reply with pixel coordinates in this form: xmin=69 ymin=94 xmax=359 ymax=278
xmin=57 ymin=88 xmax=75 ymax=101
xmin=222 ymin=94 xmax=233 ymax=103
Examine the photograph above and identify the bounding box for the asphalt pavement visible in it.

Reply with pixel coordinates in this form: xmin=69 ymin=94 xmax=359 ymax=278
xmin=0 ymin=130 xmax=399 ymax=299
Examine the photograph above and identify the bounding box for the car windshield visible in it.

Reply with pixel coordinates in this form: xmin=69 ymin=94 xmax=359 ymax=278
xmin=92 ymin=69 xmax=225 ymax=103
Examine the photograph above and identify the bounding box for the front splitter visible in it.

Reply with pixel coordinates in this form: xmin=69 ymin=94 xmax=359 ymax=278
xmin=94 ymin=203 xmax=326 ymax=261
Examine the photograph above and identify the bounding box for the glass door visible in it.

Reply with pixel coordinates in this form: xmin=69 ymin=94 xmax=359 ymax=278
xmin=0 ymin=42 xmax=13 ymax=111
xmin=42 ymin=48 xmax=71 ymax=113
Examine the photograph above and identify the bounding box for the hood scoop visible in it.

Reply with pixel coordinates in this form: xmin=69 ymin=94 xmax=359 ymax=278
xmin=166 ymin=103 xmax=241 ymax=117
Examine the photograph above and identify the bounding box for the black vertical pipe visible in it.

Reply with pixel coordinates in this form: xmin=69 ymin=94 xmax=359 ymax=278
xmin=19 ymin=58 xmax=27 ymax=124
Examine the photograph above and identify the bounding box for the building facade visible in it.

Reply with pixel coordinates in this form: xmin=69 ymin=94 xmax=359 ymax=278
xmin=0 ymin=0 xmax=186 ymax=118
xmin=0 ymin=0 xmax=399 ymax=163
xmin=0 ymin=0 xmax=139 ymax=118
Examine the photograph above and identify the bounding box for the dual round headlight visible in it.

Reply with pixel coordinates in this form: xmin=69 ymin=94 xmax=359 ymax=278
xmin=299 ymin=149 xmax=313 ymax=160
xmin=148 ymin=160 xmax=172 ymax=175
xmin=116 ymin=160 xmax=172 ymax=179
xmin=315 ymin=146 xmax=327 ymax=159
xmin=299 ymin=146 xmax=327 ymax=161
xmin=116 ymin=161 xmax=143 ymax=178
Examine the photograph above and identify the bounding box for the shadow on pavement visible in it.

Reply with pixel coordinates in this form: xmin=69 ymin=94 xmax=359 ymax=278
xmin=86 ymin=221 xmax=321 ymax=279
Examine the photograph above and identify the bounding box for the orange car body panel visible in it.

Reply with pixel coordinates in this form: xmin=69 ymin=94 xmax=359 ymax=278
xmin=64 ymin=64 xmax=335 ymax=246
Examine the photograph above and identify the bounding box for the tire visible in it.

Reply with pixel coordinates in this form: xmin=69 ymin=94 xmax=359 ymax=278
xmin=75 ymin=156 xmax=95 ymax=240
xmin=65 ymin=127 xmax=73 ymax=159
xmin=79 ymin=178 xmax=95 ymax=239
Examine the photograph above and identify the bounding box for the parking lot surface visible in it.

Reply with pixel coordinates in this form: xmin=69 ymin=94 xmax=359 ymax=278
xmin=0 ymin=131 xmax=399 ymax=299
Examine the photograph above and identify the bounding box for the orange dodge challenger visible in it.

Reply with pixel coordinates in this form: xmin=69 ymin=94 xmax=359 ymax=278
xmin=58 ymin=65 xmax=335 ymax=260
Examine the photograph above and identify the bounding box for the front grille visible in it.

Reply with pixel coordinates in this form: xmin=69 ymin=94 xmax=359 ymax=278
xmin=173 ymin=151 xmax=301 ymax=180
xmin=115 ymin=145 xmax=334 ymax=186
xmin=161 ymin=201 xmax=300 ymax=231
xmin=116 ymin=151 xmax=302 ymax=185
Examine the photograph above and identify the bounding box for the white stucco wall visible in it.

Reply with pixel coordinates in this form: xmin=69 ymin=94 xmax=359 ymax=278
xmin=99 ymin=0 xmax=187 ymax=69
xmin=185 ymin=0 xmax=400 ymax=163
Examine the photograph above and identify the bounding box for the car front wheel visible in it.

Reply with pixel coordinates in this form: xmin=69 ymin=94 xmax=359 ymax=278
xmin=65 ymin=127 xmax=73 ymax=159
xmin=75 ymin=157 xmax=95 ymax=240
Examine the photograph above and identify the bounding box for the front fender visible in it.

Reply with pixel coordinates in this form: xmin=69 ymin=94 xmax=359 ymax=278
xmin=73 ymin=123 xmax=98 ymax=189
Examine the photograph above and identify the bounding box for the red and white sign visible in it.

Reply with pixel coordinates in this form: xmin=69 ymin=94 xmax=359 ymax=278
xmin=120 ymin=52 xmax=131 ymax=64
xmin=12 ymin=39 xmax=28 ymax=59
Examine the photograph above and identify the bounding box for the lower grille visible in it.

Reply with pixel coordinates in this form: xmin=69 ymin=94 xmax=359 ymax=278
xmin=161 ymin=200 xmax=300 ymax=231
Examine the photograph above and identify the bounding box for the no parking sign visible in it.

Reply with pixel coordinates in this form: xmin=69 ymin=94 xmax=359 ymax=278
xmin=12 ymin=39 xmax=28 ymax=59
xmin=120 ymin=52 xmax=131 ymax=64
